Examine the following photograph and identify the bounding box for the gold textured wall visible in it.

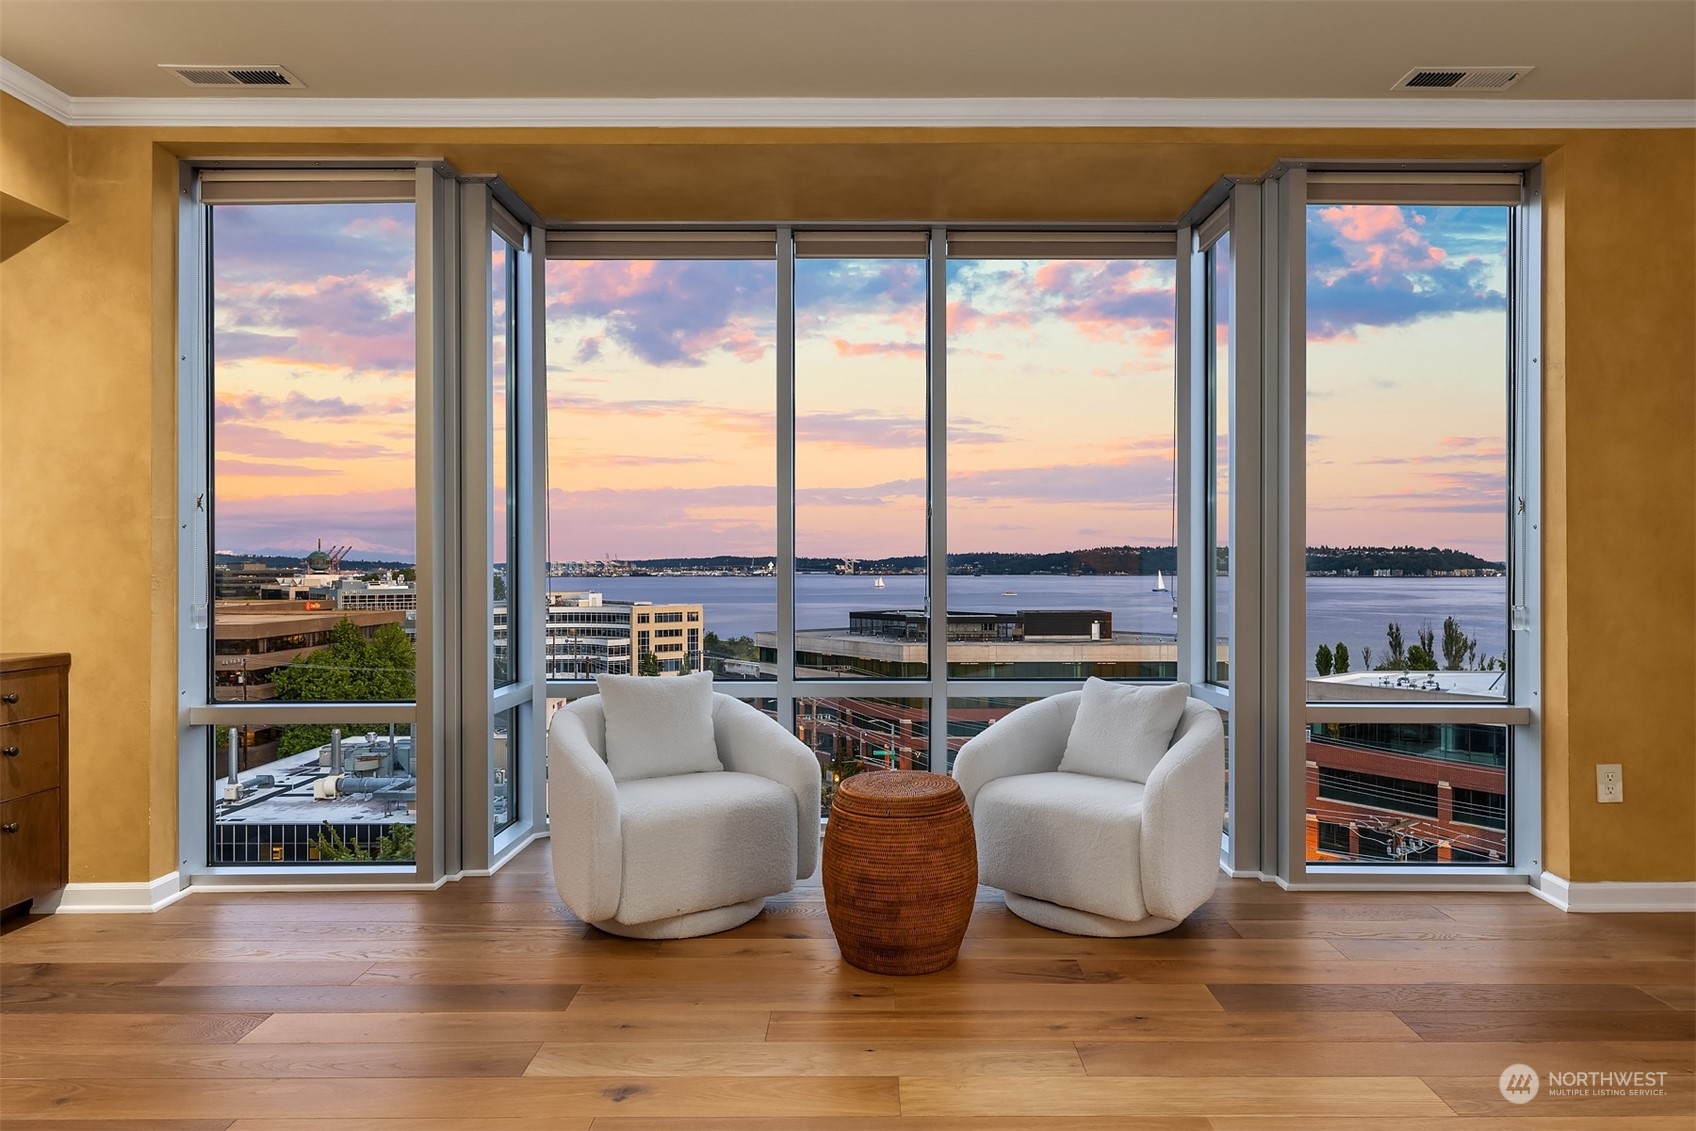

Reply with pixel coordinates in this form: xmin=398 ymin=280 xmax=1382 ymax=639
xmin=0 ymin=96 xmax=70 ymax=259
xmin=1 ymin=97 xmax=1690 ymax=885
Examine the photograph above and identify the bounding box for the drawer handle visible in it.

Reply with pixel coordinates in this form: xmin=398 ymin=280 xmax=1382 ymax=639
xmin=1 ymin=746 xmax=17 ymax=757
xmin=1 ymin=823 xmax=18 ymax=833
xmin=1 ymin=694 xmax=17 ymax=705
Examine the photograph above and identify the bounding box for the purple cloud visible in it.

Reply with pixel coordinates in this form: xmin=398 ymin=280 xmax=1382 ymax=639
xmin=1307 ymin=205 xmax=1507 ymax=341
xmin=215 ymin=391 xmax=391 ymax=423
xmin=214 ymin=485 xmax=416 ymax=559
xmin=546 ymin=260 xmax=775 ymax=368
xmin=212 ymin=202 xmax=416 ymax=378
xmin=547 ymin=483 xmax=776 ymax=560
xmin=216 ymin=422 xmax=398 ymax=461
xmin=214 ymin=459 xmax=339 ymax=477
xmin=945 ymin=259 xmax=1177 ymax=350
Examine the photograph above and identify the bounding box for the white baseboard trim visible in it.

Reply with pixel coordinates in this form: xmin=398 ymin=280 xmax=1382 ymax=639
xmin=41 ymin=871 xmax=191 ymax=914
xmin=1533 ymin=872 xmax=1696 ymax=913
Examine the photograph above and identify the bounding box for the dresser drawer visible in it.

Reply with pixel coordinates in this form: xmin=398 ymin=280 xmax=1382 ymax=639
xmin=0 ymin=667 xmax=61 ymax=726
xmin=0 ymin=717 xmax=60 ymax=801
xmin=0 ymin=790 xmax=61 ymax=910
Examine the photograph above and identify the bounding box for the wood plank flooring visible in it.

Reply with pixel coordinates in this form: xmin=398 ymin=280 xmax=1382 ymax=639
xmin=2 ymin=842 xmax=1692 ymax=1129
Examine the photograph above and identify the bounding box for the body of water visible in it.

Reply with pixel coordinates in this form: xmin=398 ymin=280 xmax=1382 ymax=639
xmin=549 ymin=573 xmax=1510 ymax=676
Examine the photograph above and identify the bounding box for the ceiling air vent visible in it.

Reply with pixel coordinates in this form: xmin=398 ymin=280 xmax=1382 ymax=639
xmin=160 ymin=64 xmax=304 ymax=89
xmin=1393 ymin=66 xmax=1532 ymax=92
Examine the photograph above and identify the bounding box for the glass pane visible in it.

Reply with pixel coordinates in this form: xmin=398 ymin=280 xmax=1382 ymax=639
xmin=544 ymin=257 xmax=776 ymax=682
xmin=794 ymin=255 xmax=929 ymax=679
xmin=213 ymin=722 xmax=416 ymax=864
xmin=797 ymin=696 xmax=928 ymax=815
xmin=210 ymin=203 xmax=418 ymax=713
xmin=1305 ymin=204 xmax=1511 ymax=702
xmin=1207 ymin=234 xmax=1232 ymax=685
xmin=491 ymin=234 xmax=519 ymax=688
xmin=945 ymin=257 xmax=1177 ymax=680
xmin=492 ymin=707 xmax=517 ymax=835
xmin=1306 ymin=721 xmax=1508 ymax=864
xmin=946 ymin=695 xmax=1043 ymax=774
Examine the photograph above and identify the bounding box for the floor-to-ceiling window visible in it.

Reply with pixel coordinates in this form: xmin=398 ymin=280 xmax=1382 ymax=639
xmin=197 ymin=181 xmax=421 ymax=866
xmin=543 ymin=233 xmax=778 ymax=686
xmin=179 ymin=165 xmax=1537 ymax=889
xmin=944 ymin=238 xmax=1178 ymax=683
xmin=542 ymin=228 xmax=1180 ymax=792
xmin=1290 ymin=170 xmax=1535 ymax=875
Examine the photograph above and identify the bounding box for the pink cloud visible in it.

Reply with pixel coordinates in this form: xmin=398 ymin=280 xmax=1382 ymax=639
xmin=830 ymin=338 xmax=925 ymax=360
xmin=216 ymin=422 xmax=400 ymax=461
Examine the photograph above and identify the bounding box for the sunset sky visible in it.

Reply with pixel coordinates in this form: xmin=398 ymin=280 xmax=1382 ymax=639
xmin=211 ymin=203 xmax=1508 ymax=564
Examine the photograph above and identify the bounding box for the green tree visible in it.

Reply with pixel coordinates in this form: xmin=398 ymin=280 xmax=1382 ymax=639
xmin=1406 ymin=623 xmax=1438 ymax=671
xmin=1440 ymin=615 xmax=1479 ymax=671
xmin=1314 ymin=643 xmax=1334 ymax=677
xmin=492 ymin=571 xmax=507 ymax=602
xmin=1379 ymin=623 xmax=1407 ymax=670
xmin=269 ymin=618 xmax=416 ymax=756
xmin=638 ymin=652 xmax=662 ymax=677
xmin=1333 ymin=642 xmax=1350 ymax=673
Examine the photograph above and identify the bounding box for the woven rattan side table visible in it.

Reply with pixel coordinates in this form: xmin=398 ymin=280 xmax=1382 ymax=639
xmin=821 ymin=771 xmax=977 ymax=975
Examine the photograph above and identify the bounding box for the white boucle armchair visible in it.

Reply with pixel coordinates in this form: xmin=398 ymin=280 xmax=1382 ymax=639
xmin=952 ymin=692 xmax=1225 ymax=937
xmin=548 ymin=693 xmax=820 ymax=939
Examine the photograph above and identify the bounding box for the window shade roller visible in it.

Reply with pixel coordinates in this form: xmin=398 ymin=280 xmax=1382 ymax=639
xmin=199 ymin=169 xmax=417 ymax=206
xmin=793 ymin=231 xmax=929 ymax=258
xmin=546 ymin=231 xmax=777 ymax=260
xmin=1195 ymin=205 xmax=1232 ymax=252
xmin=490 ymin=201 xmax=528 ymax=249
xmin=1306 ymin=171 xmax=1523 ymax=206
xmin=944 ymin=231 xmax=1177 ymax=260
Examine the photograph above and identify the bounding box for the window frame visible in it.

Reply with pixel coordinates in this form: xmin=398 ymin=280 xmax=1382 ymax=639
xmin=175 ymin=162 xmax=1543 ymax=896
xmin=1269 ymin=163 xmax=1543 ymax=888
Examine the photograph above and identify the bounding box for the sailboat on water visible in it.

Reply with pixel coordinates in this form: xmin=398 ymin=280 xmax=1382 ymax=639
xmin=1152 ymin=570 xmax=1168 ymax=593
xmin=872 ymin=577 xmax=886 ymax=589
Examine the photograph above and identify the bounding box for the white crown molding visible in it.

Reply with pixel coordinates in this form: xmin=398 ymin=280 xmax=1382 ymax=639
xmin=0 ymin=58 xmax=73 ymax=121
xmin=38 ymin=871 xmax=190 ymax=914
xmin=5 ymin=60 xmax=1694 ymax=130
xmin=1534 ymin=872 xmax=1696 ymax=913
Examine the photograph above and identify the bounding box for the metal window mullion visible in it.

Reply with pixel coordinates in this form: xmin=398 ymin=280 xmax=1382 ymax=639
xmin=176 ymin=169 xmax=212 ymax=881
xmin=776 ymin=229 xmax=798 ymax=734
xmin=1229 ymin=182 xmax=1265 ymax=877
xmin=522 ymin=221 xmax=551 ymax=837
xmin=188 ymin=704 xmax=418 ymax=726
xmin=927 ymin=228 xmax=949 ymax=772
xmin=458 ymin=184 xmax=495 ymax=875
xmin=1305 ymin=704 xmax=1531 ymax=725
xmin=1174 ymin=226 xmax=1201 ymax=688
xmin=1273 ymin=170 xmax=1308 ymax=885
xmin=414 ymin=166 xmax=458 ymax=884
xmin=1510 ymin=169 xmax=1545 ymax=878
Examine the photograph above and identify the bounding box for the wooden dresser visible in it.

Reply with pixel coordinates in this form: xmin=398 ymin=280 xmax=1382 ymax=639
xmin=1 ymin=653 xmax=70 ymax=915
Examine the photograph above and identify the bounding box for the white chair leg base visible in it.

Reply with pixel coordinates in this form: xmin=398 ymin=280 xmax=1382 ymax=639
xmin=590 ymin=896 xmax=767 ymax=939
xmin=1003 ymin=892 xmax=1182 ymax=937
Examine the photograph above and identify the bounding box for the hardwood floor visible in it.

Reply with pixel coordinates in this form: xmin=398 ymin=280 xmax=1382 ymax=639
xmin=1 ymin=842 xmax=1691 ymax=1129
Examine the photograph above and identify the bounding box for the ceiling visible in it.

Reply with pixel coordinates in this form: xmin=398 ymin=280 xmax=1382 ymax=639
xmin=1 ymin=0 xmax=1693 ymax=102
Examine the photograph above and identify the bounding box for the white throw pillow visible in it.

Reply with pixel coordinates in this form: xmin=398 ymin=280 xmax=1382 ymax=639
xmin=595 ymin=670 xmax=722 ymax=782
xmin=1058 ymin=678 xmax=1189 ymax=784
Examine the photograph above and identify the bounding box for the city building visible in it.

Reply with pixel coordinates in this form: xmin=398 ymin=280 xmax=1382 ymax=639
xmin=496 ymin=591 xmax=704 ymax=680
xmin=760 ymin=609 xmax=1178 ymax=680
xmin=212 ymin=603 xmax=410 ymax=704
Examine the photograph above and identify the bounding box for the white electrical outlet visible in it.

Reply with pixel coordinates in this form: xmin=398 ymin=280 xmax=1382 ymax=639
xmin=1596 ymin=763 xmax=1624 ymax=803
